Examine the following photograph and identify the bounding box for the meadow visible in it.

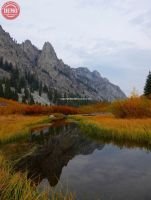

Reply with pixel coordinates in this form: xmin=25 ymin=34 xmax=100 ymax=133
xmin=0 ymin=98 xmax=78 ymax=115
xmin=0 ymin=115 xmax=50 ymax=144
xmin=0 ymin=96 xmax=151 ymax=199
xmin=0 ymin=98 xmax=77 ymax=199
xmin=0 ymin=115 xmax=75 ymax=199
xmin=72 ymin=97 xmax=151 ymax=149
xmin=73 ymin=115 xmax=151 ymax=148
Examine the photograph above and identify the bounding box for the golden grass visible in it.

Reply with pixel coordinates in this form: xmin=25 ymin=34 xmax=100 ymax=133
xmin=111 ymin=97 xmax=151 ymax=118
xmin=0 ymin=115 xmax=75 ymax=200
xmin=0 ymin=153 xmax=48 ymax=200
xmin=0 ymin=115 xmax=49 ymax=144
xmin=78 ymin=102 xmax=110 ymax=114
xmin=73 ymin=114 xmax=151 ymax=145
xmin=81 ymin=115 xmax=151 ymax=133
xmin=0 ymin=154 xmax=74 ymax=200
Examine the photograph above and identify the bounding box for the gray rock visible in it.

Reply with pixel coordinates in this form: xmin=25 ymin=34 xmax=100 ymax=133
xmin=21 ymin=40 xmax=40 ymax=65
xmin=0 ymin=25 xmax=126 ymax=102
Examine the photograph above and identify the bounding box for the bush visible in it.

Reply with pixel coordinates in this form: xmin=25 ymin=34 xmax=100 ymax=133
xmin=111 ymin=97 xmax=151 ymax=118
xmin=78 ymin=102 xmax=110 ymax=114
xmin=0 ymin=98 xmax=79 ymax=115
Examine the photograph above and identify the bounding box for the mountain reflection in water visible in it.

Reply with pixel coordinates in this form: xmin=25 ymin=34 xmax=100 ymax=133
xmin=16 ymin=122 xmax=104 ymax=186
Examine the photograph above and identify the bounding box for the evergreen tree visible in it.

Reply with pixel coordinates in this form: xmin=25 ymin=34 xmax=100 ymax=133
xmin=43 ymin=85 xmax=48 ymax=93
xmin=39 ymin=82 xmax=43 ymax=96
xmin=48 ymin=89 xmax=53 ymax=101
xmin=4 ymin=79 xmax=11 ymax=99
xmin=12 ymin=90 xmax=18 ymax=101
xmin=22 ymin=95 xmax=26 ymax=104
xmin=19 ymin=77 xmax=26 ymax=89
xmin=0 ymin=81 xmax=4 ymax=97
xmin=29 ymin=94 xmax=35 ymax=105
xmin=0 ymin=57 xmax=3 ymax=67
xmin=144 ymin=71 xmax=151 ymax=96
xmin=24 ymin=87 xmax=29 ymax=100
xmin=53 ymin=89 xmax=58 ymax=103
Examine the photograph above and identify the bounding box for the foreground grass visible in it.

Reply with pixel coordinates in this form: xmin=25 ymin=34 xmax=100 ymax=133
xmin=0 ymin=154 xmax=74 ymax=200
xmin=0 ymin=115 xmax=50 ymax=144
xmin=73 ymin=115 xmax=151 ymax=148
xmin=0 ymin=115 xmax=75 ymax=200
xmin=0 ymin=154 xmax=48 ymax=200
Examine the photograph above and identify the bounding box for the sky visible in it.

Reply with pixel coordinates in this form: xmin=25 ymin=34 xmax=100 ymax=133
xmin=1 ymin=0 xmax=151 ymax=95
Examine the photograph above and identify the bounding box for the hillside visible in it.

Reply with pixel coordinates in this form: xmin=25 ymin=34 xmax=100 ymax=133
xmin=0 ymin=25 xmax=126 ymax=105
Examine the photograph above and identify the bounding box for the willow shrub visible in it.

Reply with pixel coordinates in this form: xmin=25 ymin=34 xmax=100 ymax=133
xmin=111 ymin=97 xmax=151 ymax=118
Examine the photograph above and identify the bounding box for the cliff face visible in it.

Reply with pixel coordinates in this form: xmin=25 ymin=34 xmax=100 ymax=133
xmin=0 ymin=25 xmax=126 ymax=103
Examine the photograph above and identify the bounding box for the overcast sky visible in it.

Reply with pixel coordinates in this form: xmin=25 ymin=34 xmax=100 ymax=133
xmin=1 ymin=0 xmax=151 ymax=95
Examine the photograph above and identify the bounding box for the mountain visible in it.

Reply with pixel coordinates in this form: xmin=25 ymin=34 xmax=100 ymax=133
xmin=0 ymin=25 xmax=126 ymax=105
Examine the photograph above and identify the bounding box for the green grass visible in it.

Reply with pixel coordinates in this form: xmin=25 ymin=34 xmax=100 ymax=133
xmin=0 ymin=115 xmax=51 ymax=145
xmin=0 ymin=115 xmax=75 ymax=200
xmin=0 ymin=154 xmax=75 ymax=200
xmin=72 ymin=115 xmax=151 ymax=150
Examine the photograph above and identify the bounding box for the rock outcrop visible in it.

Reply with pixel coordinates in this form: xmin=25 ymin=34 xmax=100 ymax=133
xmin=0 ymin=25 xmax=126 ymax=102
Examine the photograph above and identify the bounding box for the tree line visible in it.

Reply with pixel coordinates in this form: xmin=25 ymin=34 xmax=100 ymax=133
xmin=0 ymin=57 xmax=91 ymax=105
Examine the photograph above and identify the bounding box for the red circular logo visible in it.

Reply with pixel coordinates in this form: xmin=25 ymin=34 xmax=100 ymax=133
xmin=1 ymin=1 xmax=20 ymax=20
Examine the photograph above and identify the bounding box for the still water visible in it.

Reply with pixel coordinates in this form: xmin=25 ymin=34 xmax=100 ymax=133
xmin=16 ymin=122 xmax=151 ymax=200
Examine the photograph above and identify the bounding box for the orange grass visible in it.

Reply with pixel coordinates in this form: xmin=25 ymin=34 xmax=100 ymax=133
xmin=0 ymin=98 xmax=79 ymax=115
xmin=73 ymin=114 xmax=151 ymax=144
xmin=111 ymin=97 xmax=151 ymax=118
xmin=0 ymin=154 xmax=74 ymax=200
xmin=0 ymin=115 xmax=49 ymax=144
xmin=78 ymin=102 xmax=110 ymax=114
xmin=79 ymin=115 xmax=151 ymax=133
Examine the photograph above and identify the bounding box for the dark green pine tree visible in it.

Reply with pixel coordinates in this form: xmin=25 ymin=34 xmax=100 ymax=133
xmin=144 ymin=71 xmax=151 ymax=96
xmin=48 ymin=89 xmax=53 ymax=101
xmin=4 ymin=79 xmax=11 ymax=99
xmin=24 ymin=87 xmax=29 ymax=100
xmin=12 ymin=90 xmax=18 ymax=101
xmin=0 ymin=81 xmax=4 ymax=97
xmin=43 ymin=85 xmax=48 ymax=93
xmin=22 ymin=95 xmax=26 ymax=104
xmin=39 ymin=82 xmax=43 ymax=96
xmin=29 ymin=94 xmax=35 ymax=105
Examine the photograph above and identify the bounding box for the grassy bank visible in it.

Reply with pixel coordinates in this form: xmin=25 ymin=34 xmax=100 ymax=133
xmin=0 ymin=115 xmax=50 ymax=144
xmin=0 ymin=154 xmax=74 ymax=200
xmin=0 ymin=154 xmax=48 ymax=200
xmin=73 ymin=115 xmax=151 ymax=149
xmin=0 ymin=114 xmax=75 ymax=200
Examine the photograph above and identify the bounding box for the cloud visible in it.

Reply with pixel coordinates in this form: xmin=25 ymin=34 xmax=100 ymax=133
xmin=0 ymin=0 xmax=151 ymax=95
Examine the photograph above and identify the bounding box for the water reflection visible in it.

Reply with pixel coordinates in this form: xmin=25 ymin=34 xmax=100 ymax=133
xmin=15 ymin=122 xmax=151 ymax=200
xmin=16 ymin=122 xmax=104 ymax=186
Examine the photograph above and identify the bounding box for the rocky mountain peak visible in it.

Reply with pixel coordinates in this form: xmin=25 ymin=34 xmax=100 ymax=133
xmin=0 ymin=25 xmax=126 ymax=102
xmin=0 ymin=25 xmax=12 ymax=42
xmin=42 ymin=42 xmax=57 ymax=59
xmin=21 ymin=40 xmax=40 ymax=65
xmin=76 ymin=67 xmax=90 ymax=74
xmin=92 ymin=70 xmax=101 ymax=78
xmin=0 ymin=25 xmax=4 ymax=32
xmin=0 ymin=25 xmax=7 ymax=35
xmin=38 ymin=42 xmax=58 ymax=69
xmin=23 ymin=39 xmax=33 ymax=47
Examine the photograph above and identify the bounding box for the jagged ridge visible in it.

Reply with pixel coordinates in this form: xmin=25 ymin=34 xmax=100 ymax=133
xmin=0 ymin=25 xmax=126 ymax=104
